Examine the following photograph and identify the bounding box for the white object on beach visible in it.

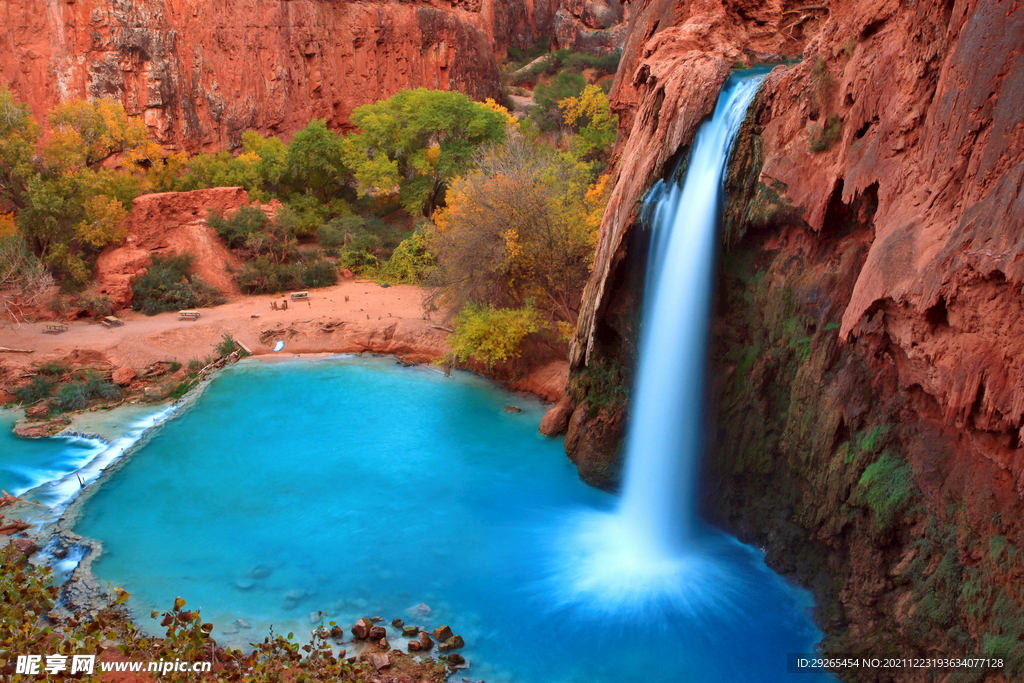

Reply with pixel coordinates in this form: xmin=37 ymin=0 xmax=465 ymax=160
xmin=274 ymin=341 xmax=285 ymax=352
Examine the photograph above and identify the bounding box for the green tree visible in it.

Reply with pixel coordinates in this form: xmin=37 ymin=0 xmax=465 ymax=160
xmin=0 ymin=85 xmax=41 ymax=209
xmin=284 ymin=120 xmax=345 ymax=201
xmin=532 ymin=71 xmax=586 ymax=131
xmin=343 ymin=89 xmax=508 ymax=217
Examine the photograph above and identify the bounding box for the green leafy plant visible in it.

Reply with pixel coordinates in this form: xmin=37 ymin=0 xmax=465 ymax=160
xmin=449 ymin=302 xmax=542 ymax=369
xmin=857 ymin=452 xmax=918 ymax=531
xmin=14 ymin=374 xmax=55 ymax=404
xmin=809 ymin=114 xmax=843 ymax=152
xmin=215 ymin=333 xmax=238 ymax=357
xmin=130 ymin=253 xmax=224 ymax=315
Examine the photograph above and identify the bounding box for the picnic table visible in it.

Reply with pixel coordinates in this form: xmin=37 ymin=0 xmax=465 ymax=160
xmin=44 ymin=323 xmax=68 ymax=334
xmin=178 ymin=310 xmax=201 ymax=321
xmin=101 ymin=316 xmax=124 ymax=327
xmin=290 ymin=291 xmax=309 ymax=301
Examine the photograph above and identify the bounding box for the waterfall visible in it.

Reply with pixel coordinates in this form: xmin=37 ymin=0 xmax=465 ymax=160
xmin=618 ymin=72 xmax=766 ymax=557
xmin=548 ymin=71 xmax=767 ymax=613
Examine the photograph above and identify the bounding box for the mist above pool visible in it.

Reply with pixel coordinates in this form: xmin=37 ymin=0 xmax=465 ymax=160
xmin=73 ymin=357 xmax=830 ymax=682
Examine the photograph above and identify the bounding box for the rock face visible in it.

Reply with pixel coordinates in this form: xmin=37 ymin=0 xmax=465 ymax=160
xmin=93 ymin=187 xmax=248 ymax=308
xmin=1 ymin=0 xmax=560 ymax=151
xmin=567 ymin=0 xmax=1024 ymax=675
xmin=552 ymin=1 xmax=628 ymax=54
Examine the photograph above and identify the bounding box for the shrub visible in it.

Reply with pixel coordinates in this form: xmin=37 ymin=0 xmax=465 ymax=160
xmin=215 ymin=333 xmax=237 ymax=357
xmin=74 ymin=293 xmax=114 ymax=319
xmin=53 ymin=383 xmax=89 ymax=411
xmin=131 ymin=253 xmax=224 ymax=315
xmin=449 ymin=303 xmax=542 ymax=369
xmin=298 ymin=259 xmax=338 ymax=288
xmin=14 ymin=375 xmax=55 ymax=404
xmin=236 ymin=256 xmax=298 ymax=294
xmin=809 ymin=114 xmax=843 ymax=152
xmin=36 ymin=361 xmax=71 ymax=377
xmin=84 ymin=374 xmax=121 ymax=401
xmin=532 ymin=71 xmax=587 ymax=130
xmin=208 ymin=205 xmax=268 ymax=248
xmin=857 ymin=452 xmax=918 ymax=531
xmin=376 ymin=230 xmax=434 ymax=285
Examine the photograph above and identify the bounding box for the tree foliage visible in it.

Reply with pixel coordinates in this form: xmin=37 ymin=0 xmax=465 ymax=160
xmin=449 ymin=302 xmax=543 ymax=369
xmin=431 ymin=136 xmax=608 ymax=324
xmin=0 ymin=85 xmax=40 ymax=209
xmin=344 ymin=88 xmax=508 ymax=217
xmin=559 ymin=85 xmax=618 ymax=164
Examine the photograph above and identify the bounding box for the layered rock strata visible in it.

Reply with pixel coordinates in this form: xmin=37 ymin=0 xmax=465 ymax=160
xmin=1 ymin=0 xmax=558 ymax=151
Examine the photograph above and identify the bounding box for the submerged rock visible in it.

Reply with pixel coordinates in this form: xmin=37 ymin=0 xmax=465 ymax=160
xmin=503 ymin=405 xmax=523 ymax=413
xmin=439 ymin=635 xmax=465 ymax=652
xmin=391 ymin=618 xmax=404 ymax=628
xmin=409 ymin=602 xmax=431 ymax=616
xmin=402 ymin=625 xmax=419 ymax=637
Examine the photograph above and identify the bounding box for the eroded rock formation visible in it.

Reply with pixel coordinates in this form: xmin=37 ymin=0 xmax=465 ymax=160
xmin=1 ymin=0 xmax=560 ymax=151
xmin=93 ymin=187 xmax=248 ymax=307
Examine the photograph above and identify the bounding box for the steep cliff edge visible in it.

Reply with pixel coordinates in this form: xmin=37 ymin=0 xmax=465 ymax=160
xmin=1 ymin=0 xmax=560 ymax=151
xmin=567 ymin=0 xmax=1024 ymax=675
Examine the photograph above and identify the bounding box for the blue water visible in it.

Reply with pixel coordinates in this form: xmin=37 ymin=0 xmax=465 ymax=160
xmin=63 ymin=357 xmax=832 ymax=683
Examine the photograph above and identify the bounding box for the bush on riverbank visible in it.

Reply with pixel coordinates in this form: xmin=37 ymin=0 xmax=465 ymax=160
xmin=130 ymin=253 xmax=224 ymax=315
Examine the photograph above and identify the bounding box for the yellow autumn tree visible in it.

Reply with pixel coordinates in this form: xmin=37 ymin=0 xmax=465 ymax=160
xmin=559 ymin=85 xmax=617 ymax=164
xmin=430 ymin=136 xmax=609 ymax=325
xmin=74 ymin=195 xmax=129 ymax=248
xmin=45 ymin=98 xmax=159 ymax=173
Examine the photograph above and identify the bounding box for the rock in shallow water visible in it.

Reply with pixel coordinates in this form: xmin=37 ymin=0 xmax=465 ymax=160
xmin=439 ymin=634 xmax=465 ymax=652
xmin=431 ymin=625 xmax=453 ymax=641
xmin=352 ymin=617 xmax=373 ymax=640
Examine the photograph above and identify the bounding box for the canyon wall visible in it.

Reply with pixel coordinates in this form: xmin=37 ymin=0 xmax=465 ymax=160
xmin=567 ymin=0 xmax=1024 ymax=676
xmin=0 ymin=0 xmax=560 ymax=152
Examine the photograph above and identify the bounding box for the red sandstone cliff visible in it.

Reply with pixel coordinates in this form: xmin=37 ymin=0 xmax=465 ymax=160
xmin=566 ymin=0 xmax=1024 ymax=672
xmin=0 ymin=0 xmax=560 ymax=151
xmin=573 ymin=0 xmax=1024 ymax=521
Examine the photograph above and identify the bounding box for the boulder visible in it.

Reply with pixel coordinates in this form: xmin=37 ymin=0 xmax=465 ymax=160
xmin=26 ymin=404 xmax=48 ymax=417
xmin=439 ymin=635 xmax=465 ymax=652
xmin=11 ymin=538 xmax=37 ymax=557
xmin=351 ymin=617 xmax=373 ymax=640
xmin=417 ymin=631 xmax=434 ymax=651
xmin=539 ymin=396 xmax=573 ymax=436
xmin=402 ymin=625 xmax=419 ymax=637
xmin=112 ymin=367 xmax=137 ymax=387
xmin=391 ymin=618 xmax=404 ymax=628
xmin=369 ymin=653 xmax=390 ymax=671
xmin=431 ymin=625 xmax=453 ymax=642
xmin=447 ymin=653 xmax=466 ymax=667
xmin=368 ymin=625 xmax=386 ymax=640
xmin=407 ymin=640 xmax=422 ymax=652
xmin=339 ymin=269 xmax=355 ymax=279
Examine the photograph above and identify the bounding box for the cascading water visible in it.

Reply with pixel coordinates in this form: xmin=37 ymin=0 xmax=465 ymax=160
xmin=620 ymin=72 xmax=766 ymax=554
xmin=550 ymin=70 xmax=771 ymax=611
